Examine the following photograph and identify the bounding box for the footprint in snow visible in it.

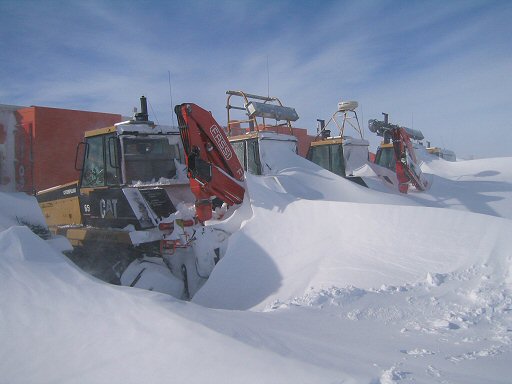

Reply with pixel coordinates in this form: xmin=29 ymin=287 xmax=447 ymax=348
xmin=429 ymin=319 xmax=460 ymax=331
xmin=379 ymin=365 xmax=411 ymax=383
xmin=400 ymin=348 xmax=435 ymax=357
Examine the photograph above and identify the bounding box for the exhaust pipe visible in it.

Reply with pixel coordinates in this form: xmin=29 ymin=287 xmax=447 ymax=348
xmin=135 ymin=96 xmax=149 ymax=122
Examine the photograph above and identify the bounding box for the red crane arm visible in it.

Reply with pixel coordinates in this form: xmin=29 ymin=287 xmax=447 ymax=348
xmin=392 ymin=127 xmax=428 ymax=193
xmin=175 ymin=103 xmax=245 ymax=221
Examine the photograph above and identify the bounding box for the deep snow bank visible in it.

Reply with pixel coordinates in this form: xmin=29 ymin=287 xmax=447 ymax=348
xmin=415 ymin=156 xmax=512 ymax=219
xmin=0 ymin=225 xmax=350 ymax=383
xmin=1 ymin=153 xmax=512 ymax=383
xmin=424 ymin=156 xmax=512 ymax=181
xmin=257 ymin=137 xmax=416 ymax=206
xmin=0 ymin=193 xmax=47 ymax=231
xmin=194 ymin=154 xmax=512 ymax=310
xmin=194 ymin=173 xmax=512 ymax=310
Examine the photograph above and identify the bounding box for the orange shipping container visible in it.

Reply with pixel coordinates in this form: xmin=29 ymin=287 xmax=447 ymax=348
xmin=15 ymin=106 xmax=122 ymax=193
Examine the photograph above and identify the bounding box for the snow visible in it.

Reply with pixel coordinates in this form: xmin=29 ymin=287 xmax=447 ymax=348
xmin=1 ymin=150 xmax=512 ymax=383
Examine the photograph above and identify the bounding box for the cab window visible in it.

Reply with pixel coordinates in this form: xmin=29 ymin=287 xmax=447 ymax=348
xmin=82 ymin=136 xmax=105 ymax=187
xmin=329 ymin=144 xmax=345 ymax=177
xmin=247 ymin=139 xmax=261 ymax=175
xmin=122 ymin=137 xmax=181 ymax=184
xmin=231 ymin=141 xmax=245 ymax=170
xmin=106 ymin=134 xmax=121 ymax=185
xmin=308 ymin=145 xmax=329 ymax=170
xmin=230 ymin=139 xmax=261 ymax=175
xmin=307 ymin=144 xmax=346 ymax=177
xmin=376 ymin=147 xmax=396 ymax=171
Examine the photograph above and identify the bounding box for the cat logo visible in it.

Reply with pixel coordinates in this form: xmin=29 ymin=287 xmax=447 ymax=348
xmin=100 ymin=198 xmax=118 ymax=218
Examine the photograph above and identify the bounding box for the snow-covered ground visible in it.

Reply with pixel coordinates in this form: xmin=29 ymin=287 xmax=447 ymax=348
xmin=1 ymin=151 xmax=511 ymax=383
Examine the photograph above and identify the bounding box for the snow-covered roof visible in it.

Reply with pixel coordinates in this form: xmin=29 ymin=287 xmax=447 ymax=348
xmin=115 ymin=121 xmax=179 ymax=135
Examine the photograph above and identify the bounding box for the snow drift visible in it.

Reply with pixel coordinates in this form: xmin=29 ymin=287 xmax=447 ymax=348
xmin=1 ymin=152 xmax=511 ymax=383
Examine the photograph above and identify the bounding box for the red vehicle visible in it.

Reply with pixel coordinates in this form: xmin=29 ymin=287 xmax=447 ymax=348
xmin=370 ymin=113 xmax=429 ymax=193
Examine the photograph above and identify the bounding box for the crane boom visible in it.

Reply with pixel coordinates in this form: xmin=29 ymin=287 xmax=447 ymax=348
xmin=391 ymin=127 xmax=428 ymax=193
xmin=370 ymin=117 xmax=429 ymax=193
xmin=175 ymin=103 xmax=245 ymax=221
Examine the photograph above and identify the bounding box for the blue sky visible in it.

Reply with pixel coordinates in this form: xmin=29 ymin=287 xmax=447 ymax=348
xmin=1 ymin=0 xmax=511 ymax=158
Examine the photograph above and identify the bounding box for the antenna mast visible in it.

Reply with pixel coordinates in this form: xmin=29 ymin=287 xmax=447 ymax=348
xmin=266 ymin=55 xmax=270 ymax=98
xmin=168 ymin=70 xmax=176 ymax=127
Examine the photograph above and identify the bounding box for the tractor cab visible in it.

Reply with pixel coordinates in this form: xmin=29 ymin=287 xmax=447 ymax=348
xmin=306 ymin=100 xmax=369 ymax=186
xmin=371 ymin=113 xmax=425 ymax=172
xmin=374 ymin=142 xmax=396 ymax=171
xmin=80 ymin=125 xmax=184 ymax=188
xmin=226 ymin=90 xmax=299 ymax=176
xmin=369 ymin=113 xmax=430 ymax=193
xmin=39 ymin=97 xmax=193 ymax=242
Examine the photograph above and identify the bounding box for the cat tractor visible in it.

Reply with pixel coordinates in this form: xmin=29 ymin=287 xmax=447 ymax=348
xmin=37 ymin=97 xmax=245 ymax=299
xmin=306 ymin=100 xmax=369 ymax=186
xmin=225 ymin=90 xmax=302 ymax=175
xmin=369 ymin=113 xmax=430 ymax=193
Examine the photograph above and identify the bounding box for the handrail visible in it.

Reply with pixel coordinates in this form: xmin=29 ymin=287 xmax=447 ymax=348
xmin=226 ymin=90 xmax=294 ymax=136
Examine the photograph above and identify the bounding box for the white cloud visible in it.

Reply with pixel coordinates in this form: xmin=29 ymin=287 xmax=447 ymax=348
xmin=1 ymin=1 xmax=510 ymax=157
